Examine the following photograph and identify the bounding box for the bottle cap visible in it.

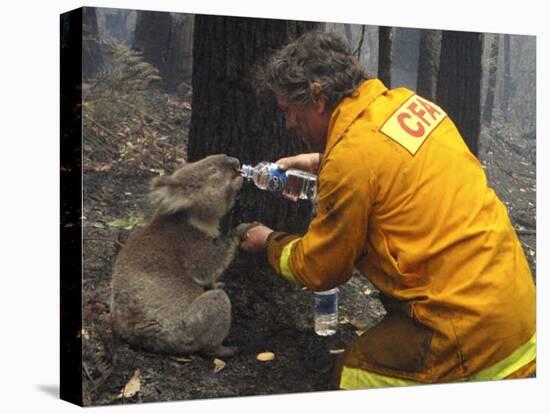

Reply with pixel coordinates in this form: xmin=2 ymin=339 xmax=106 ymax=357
xmin=240 ymin=164 xmax=252 ymax=179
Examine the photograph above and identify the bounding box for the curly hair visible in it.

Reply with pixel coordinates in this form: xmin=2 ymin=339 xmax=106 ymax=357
xmin=254 ymin=30 xmax=369 ymax=110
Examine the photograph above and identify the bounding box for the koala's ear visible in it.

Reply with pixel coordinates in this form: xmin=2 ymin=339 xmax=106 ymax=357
xmin=149 ymin=175 xmax=192 ymax=215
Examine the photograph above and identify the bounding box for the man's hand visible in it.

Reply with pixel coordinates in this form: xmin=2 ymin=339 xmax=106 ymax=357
xmin=239 ymin=224 xmax=274 ymax=254
xmin=275 ymin=153 xmax=321 ymax=174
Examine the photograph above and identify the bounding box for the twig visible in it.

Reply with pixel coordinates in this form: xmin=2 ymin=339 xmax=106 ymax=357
xmin=516 ymin=229 xmax=536 ymax=236
xmin=84 ymin=113 xmax=121 ymax=141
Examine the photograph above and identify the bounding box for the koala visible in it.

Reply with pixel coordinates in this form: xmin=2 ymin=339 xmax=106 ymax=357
xmin=110 ymin=154 xmax=253 ymax=357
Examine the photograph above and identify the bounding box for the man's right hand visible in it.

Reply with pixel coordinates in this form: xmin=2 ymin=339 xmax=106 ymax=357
xmin=239 ymin=224 xmax=274 ymax=254
xmin=275 ymin=153 xmax=321 ymax=174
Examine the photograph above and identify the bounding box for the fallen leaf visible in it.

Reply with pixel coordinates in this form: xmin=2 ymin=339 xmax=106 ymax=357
xmin=108 ymin=214 xmax=145 ymax=230
xmin=169 ymin=356 xmax=192 ymax=364
xmin=349 ymin=318 xmax=369 ymax=331
xmin=329 ymin=349 xmax=345 ymax=354
xmin=213 ymin=358 xmax=226 ymax=373
xmin=256 ymin=352 xmax=275 ymax=362
xmin=118 ymin=369 xmax=141 ymax=399
xmin=338 ymin=316 xmax=350 ymax=325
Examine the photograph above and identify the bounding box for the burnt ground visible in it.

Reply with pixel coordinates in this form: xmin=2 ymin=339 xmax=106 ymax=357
xmin=82 ymin=169 xmax=386 ymax=405
xmin=80 ymin=90 xmax=536 ymax=406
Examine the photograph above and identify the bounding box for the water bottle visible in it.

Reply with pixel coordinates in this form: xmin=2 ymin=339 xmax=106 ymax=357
xmin=314 ymin=288 xmax=339 ymax=336
xmin=240 ymin=162 xmax=317 ymax=200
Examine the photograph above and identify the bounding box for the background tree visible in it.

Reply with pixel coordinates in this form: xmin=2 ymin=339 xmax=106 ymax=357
xmin=483 ymin=33 xmax=500 ymax=126
xmin=189 ymin=15 xmax=319 ymax=233
xmin=378 ymin=26 xmax=393 ymax=86
xmin=344 ymin=24 xmax=353 ymax=43
xmin=132 ymin=10 xmax=172 ymax=74
xmin=82 ymin=7 xmax=103 ymax=81
xmin=164 ymin=14 xmax=194 ymax=91
xmin=436 ymin=30 xmax=483 ymax=156
xmin=393 ymin=27 xmax=420 ymax=88
xmin=416 ymin=29 xmax=441 ymax=100
xmin=501 ymin=34 xmax=513 ymax=113
xmin=133 ymin=11 xmax=192 ymax=92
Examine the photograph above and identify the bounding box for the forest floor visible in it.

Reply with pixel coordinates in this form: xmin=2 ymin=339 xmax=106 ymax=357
xmin=79 ymin=84 xmax=536 ymax=406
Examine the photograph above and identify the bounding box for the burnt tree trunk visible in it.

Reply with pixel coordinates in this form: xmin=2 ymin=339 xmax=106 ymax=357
xmin=132 ymin=10 xmax=173 ymax=90
xmin=502 ymin=33 xmax=512 ymax=113
xmin=483 ymin=33 xmax=500 ymax=126
xmin=344 ymin=24 xmax=353 ymax=43
xmin=82 ymin=7 xmax=103 ymax=81
xmin=189 ymin=15 xmax=319 ymax=233
xmin=416 ymin=29 xmax=441 ymax=100
xmin=378 ymin=26 xmax=393 ymax=87
xmin=436 ymin=30 xmax=482 ymax=156
xmin=164 ymin=14 xmax=194 ymax=91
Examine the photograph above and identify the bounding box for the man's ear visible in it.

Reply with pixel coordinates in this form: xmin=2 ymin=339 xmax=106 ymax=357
xmin=311 ymin=82 xmax=327 ymax=113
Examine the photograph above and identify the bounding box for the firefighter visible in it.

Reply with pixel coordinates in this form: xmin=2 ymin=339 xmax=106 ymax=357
xmin=240 ymin=30 xmax=536 ymax=388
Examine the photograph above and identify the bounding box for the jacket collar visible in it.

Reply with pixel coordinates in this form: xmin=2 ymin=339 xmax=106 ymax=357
xmin=324 ymin=78 xmax=388 ymax=155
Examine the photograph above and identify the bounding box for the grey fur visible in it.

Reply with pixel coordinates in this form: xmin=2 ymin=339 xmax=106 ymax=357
xmin=110 ymin=154 xmax=253 ymax=357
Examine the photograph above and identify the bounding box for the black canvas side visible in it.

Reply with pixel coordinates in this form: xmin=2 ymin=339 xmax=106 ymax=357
xmin=60 ymin=7 xmax=83 ymax=407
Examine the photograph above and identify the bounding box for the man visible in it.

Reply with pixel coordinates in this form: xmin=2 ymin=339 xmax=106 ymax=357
xmin=240 ymin=31 xmax=536 ymax=388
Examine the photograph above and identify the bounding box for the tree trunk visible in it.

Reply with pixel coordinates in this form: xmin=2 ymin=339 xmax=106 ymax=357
xmin=502 ymin=33 xmax=512 ymax=112
xmin=189 ymin=15 xmax=319 ymax=233
xmin=344 ymin=24 xmax=353 ymax=43
xmin=132 ymin=10 xmax=173 ymax=89
xmin=164 ymin=14 xmax=194 ymax=91
xmin=436 ymin=30 xmax=482 ymax=156
xmin=393 ymin=28 xmax=420 ymax=88
xmin=82 ymin=7 xmax=103 ymax=81
xmin=416 ymin=29 xmax=441 ymax=101
xmin=378 ymin=26 xmax=393 ymax=87
xmin=483 ymin=33 xmax=499 ymax=126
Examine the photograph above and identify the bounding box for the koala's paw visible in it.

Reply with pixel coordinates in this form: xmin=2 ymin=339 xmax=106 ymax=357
xmin=233 ymin=222 xmax=257 ymax=239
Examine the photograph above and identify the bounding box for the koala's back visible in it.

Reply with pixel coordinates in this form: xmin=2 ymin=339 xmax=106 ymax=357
xmin=111 ymin=215 xmax=211 ymax=348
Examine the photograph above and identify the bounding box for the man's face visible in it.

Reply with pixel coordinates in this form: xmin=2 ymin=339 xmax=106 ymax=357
xmin=276 ymin=93 xmax=330 ymax=153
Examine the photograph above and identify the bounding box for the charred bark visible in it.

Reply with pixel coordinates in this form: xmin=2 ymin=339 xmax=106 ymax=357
xmin=189 ymin=15 xmax=319 ymax=233
xmin=483 ymin=34 xmax=500 ymax=126
xmin=416 ymin=29 xmax=441 ymax=100
xmin=436 ymin=30 xmax=482 ymax=156
xmin=378 ymin=26 xmax=393 ymax=87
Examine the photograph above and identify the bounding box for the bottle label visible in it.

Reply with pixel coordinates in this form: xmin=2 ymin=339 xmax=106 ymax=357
xmin=267 ymin=165 xmax=287 ymax=193
xmin=314 ymin=290 xmax=338 ymax=314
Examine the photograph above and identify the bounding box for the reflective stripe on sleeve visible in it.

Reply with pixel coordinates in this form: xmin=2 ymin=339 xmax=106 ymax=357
xmin=280 ymin=238 xmax=300 ymax=285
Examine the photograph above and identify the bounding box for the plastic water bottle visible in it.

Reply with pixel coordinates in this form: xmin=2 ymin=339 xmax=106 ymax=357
xmin=314 ymin=288 xmax=339 ymax=336
xmin=240 ymin=162 xmax=317 ymax=200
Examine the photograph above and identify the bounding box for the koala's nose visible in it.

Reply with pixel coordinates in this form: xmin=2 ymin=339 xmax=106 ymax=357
xmin=225 ymin=156 xmax=240 ymax=169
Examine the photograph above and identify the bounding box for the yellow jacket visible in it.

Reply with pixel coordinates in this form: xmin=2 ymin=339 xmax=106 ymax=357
xmin=267 ymin=79 xmax=536 ymax=382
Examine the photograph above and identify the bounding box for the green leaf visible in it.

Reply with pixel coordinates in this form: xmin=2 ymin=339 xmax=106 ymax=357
xmin=108 ymin=214 xmax=144 ymax=230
